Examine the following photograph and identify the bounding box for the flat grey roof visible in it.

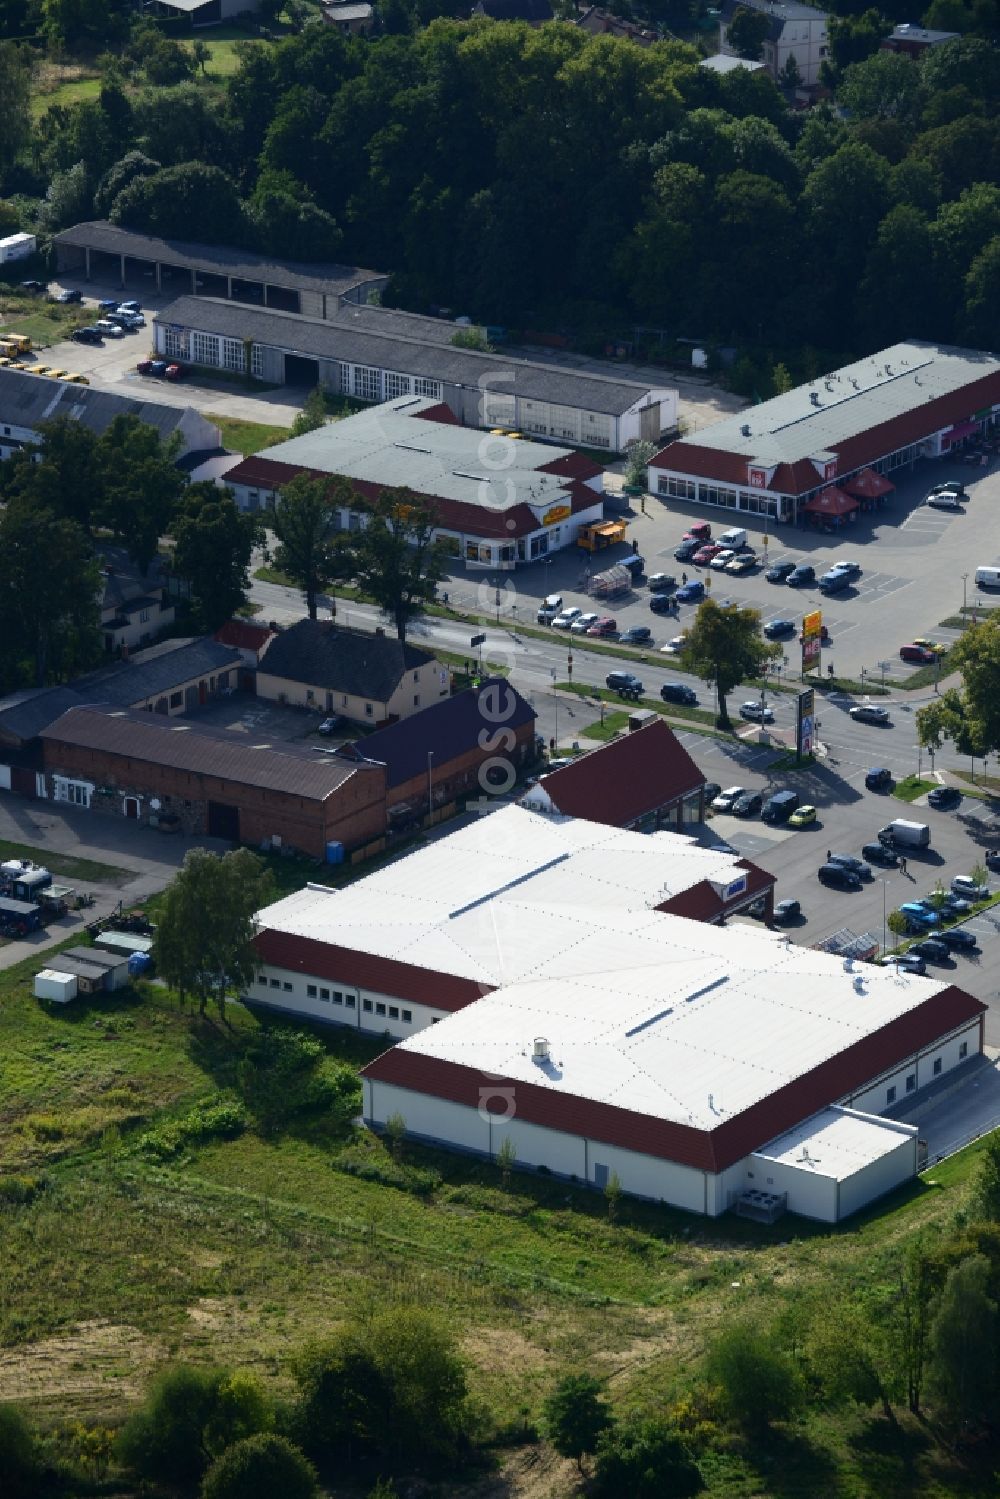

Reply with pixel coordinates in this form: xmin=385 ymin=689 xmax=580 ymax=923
xmin=687 ymin=342 xmax=1000 ymax=468
xmin=54 ymin=221 xmax=386 ymax=300
xmin=700 ymin=51 xmax=765 ymax=71
xmin=248 ymin=397 xmax=583 ymax=512
xmin=156 ymin=296 xmax=660 ymax=415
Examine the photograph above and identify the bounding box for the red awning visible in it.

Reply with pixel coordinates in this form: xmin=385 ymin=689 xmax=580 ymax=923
xmin=801 ymin=486 xmax=860 ymax=516
xmin=943 ymin=419 xmax=980 ymax=444
xmin=842 ymin=467 xmax=894 ymax=499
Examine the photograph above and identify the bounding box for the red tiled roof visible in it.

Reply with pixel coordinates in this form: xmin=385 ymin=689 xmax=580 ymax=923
xmin=650 ymin=369 xmax=1000 ymax=498
xmin=415 ymin=402 xmax=459 ymax=426
xmin=537 ymin=451 xmax=604 ymax=483
xmin=536 ymin=719 xmax=704 ymax=827
xmin=361 ymin=986 xmax=985 ymax=1173
xmin=252 ymin=928 xmax=491 ymax=1012
xmin=214 ymin=619 xmax=275 ymax=652
xmin=221 ymin=460 xmax=600 ymax=541
xmin=657 ymin=859 xmax=774 ymax=923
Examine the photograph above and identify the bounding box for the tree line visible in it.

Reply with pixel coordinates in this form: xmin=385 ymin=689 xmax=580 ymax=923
xmin=3 ymin=23 xmax=1000 ymax=369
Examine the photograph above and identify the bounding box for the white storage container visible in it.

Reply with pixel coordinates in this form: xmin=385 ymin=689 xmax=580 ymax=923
xmin=34 ymin=969 xmax=78 ymax=1003
xmin=0 ymin=232 xmax=37 ymax=263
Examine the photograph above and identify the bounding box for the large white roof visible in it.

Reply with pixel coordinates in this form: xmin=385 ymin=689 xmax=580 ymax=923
xmin=258 ymin=804 xmax=754 ymax=987
xmin=384 ymin=927 xmax=955 ymax=1131
xmin=689 ymin=341 xmax=1000 ymax=469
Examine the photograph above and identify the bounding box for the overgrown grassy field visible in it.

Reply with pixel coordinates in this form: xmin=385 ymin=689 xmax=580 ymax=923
xmin=0 ymin=838 xmax=131 ymax=888
xmin=209 ymin=413 xmax=291 ymax=455
xmin=0 ymin=940 xmax=996 ymax=1495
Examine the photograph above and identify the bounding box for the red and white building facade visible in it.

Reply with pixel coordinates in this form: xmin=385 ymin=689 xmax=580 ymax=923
xmin=651 ymin=341 xmax=1000 ymax=524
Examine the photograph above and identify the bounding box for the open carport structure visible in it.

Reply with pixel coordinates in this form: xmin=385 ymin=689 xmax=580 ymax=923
xmin=53 ymin=222 xmax=388 ymax=317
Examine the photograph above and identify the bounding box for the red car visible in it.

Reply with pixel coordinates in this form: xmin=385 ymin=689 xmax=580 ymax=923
xmin=692 ymin=543 xmax=722 ymax=565
xmin=900 ymin=643 xmax=935 ymax=664
xmin=136 ymin=359 xmax=153 ymax=374
xmin=586 ymin=616 xmax=617 ymax=637
xmin=164 ymin=363 xmax=183 ymax=380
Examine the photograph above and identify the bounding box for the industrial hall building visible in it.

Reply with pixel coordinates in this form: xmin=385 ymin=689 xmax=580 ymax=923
xmin=247 ymin=802 xmax=985 ymax=1223
xmin=650 ymin=341 xmax=1000 ymax=525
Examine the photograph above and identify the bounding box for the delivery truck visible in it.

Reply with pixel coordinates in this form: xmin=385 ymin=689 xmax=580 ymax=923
xmin=878 ymin=819 xmax=931 ymax=849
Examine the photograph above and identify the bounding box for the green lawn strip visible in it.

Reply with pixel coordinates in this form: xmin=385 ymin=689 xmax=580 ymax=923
xmin=7 ymin=307 xmax=93 ymax=348
xmin=0 ymin=837 xmax=132 ymax=887
xmin=207 ymin=413 xmax=291 ymax=455
xmin=556 ymin=679 xmax=717 ymax=727
xmin=892 ymin=776 xmax=936 ymax=803
xmin=952 ymin=770 xmax=1000 ymax=798
xmin=818 ymin=676 xmax=890 ymax=697
xmin=581 ymin=711 xmax=630 ymax=742
xmin=31 ymin=75 xmax=101 ymax=118
xmin=895 ymin=656 xmax=950 ymax=691
xmin=765 ymin=750 xmax=816 ymax=772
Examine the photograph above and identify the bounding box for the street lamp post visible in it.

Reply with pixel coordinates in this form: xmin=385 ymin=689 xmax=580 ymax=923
xmin=551 ymin=666 xmax=558 ymax=748
xmin=427 ymin=750 xmax=435 ymax=822
xmin=962 ymin=572 xmax=969 ymax=616
xmin=879 ymin=876 xmax=889 ymax=957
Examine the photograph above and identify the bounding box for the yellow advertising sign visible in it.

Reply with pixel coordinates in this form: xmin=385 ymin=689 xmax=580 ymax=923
xmin=542 ymin=504 xmax=571 ymax=526
xmin=802 ymin=609 xmax=823 ymax=638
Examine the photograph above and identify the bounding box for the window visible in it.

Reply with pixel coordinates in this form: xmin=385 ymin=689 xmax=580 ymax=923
xmin=162 ymin=328 xmax=184 ymax=359
xmin=250 ymin=344 xmax=264 ymax=378
xmin=933 ymin=1057 xmax=942 ymax=1075
xmin=384 ymin=370 xmax=411 ymax=399
xmin=413 ymin=695 xmax=420 ymax=707
xmin=320 ymin=987 xmax=330 ymax=1001
xmin=887 ymin=1085 xmax=896 ymax=1104
xmin=139 ymin=608 xmax=150 ymax=624
xmin=338 ymin=361 xmax=350 ymax=391
xmin=353 ymin=364 xmax=382 ymax=402
xmin=332 ymin=990 xmax=342 ymax=1004
xmin=222 ymin=338 xmax=245 ymax=373
xmin=401 ymin=1009 xmax=412 ymax=1023
xmin=906 ymin=1073 xmax=916 ymax=1092
xmin=960 ymin=1041 xmax=968 ymax=1059
xmin=257 ymin=974 xmax=266 ymax=985
xmin=283 ymin=982 xmax=292 ymax=992
xmin=375 ymin=1002 xmax=386 ymax=1016
xmin=192 ymin=330 xmax=221 ymax=368
xmin=483 ymin=390 xmax=515 ymax=426
xmin=169 ymin=691 xmax=183 ymax=708
xmin=389 ymin=1006 xmax=399 ymax=1019
xmin=53 ymin=777 xmax=93 ymax=808
xmin=659 ymin=475 xmax=696 ymax=500
xmin=270 ymin=978 xmax=280 ymax=989
xmin=414 ymin=376 xmax=442 ymax=400
xmin=363 ymin=998 xmax=373 ymax=1012
xmin=345 ymin=994 xmax=355 ymax=1008
xmin=365 ymin=703 xmax=373 ymax=717
xmin=413 ymin=671 xmax=419 ymax=682
xmin=307 ymin=984 xmax=317 ymax=998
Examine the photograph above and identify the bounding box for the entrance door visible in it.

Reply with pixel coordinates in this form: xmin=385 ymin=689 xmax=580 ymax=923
xmin=123 ymin=797 xmax=140 ymax=819
xmin=207 ymin=801 xmax=240 ymax=841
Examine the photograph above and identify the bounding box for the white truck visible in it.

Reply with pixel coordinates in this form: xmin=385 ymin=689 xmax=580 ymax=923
xmin=878 ymin=819 xmax=931 ymax=849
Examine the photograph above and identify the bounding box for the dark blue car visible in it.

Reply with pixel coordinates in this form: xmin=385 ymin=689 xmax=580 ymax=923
xmin=676 ymin=581 xmax=706 ymax=603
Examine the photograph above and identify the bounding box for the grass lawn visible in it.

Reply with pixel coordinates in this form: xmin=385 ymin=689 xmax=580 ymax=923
xmin=897 ymin=655 xmax=949 ymax=691
xmin=556 ymin=679 xmax=719 ymax=728
xmin=0 ymin=838 xmax=132 ymax=888
xmin=3 ymin=305 xmax=93 ymax=349
xmin=892 ymin=776 xmax=936 ymax=803
xmin=209 ymin=413 xmax=291 ymax=455
xmin=184 ymin=28 xmax=262 ymax=77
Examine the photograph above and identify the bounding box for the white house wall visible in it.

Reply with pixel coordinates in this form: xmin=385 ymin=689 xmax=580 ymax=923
xmin=837 ymin=1131 xmax=917 ymax=1220
xmin=247 ymin=962 xmax=450 ymax=1037
xmin=747 ymin=1152 xmax=838 ymax=1222
xmin=842 ymin=1018 xmax=981 ymax=1116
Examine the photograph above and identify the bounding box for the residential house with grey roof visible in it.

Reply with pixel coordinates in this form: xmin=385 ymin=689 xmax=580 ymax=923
xmin=257 ymin=619 xmax=448 ymax=726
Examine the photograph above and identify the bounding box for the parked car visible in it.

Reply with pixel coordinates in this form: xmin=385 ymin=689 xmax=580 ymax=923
xmin=136 ymin=358 xmax=154 ymax=374
xmin=912 ymin=637 xmax=946 ymax=654
xmin=605 ymin=671 xmax=644 ymax=699
xmin=712 ymin=786 xmax=746 ymax=813
xmin=703 ymin=782 xmax=721 ymax=805
xmin=55 ymin=287 xmax=82 ymax=303
xmin=649 ymin=593 xmax=675 ymax=614
xmin=818 ymin=569 xmax=851 ymax=593
xmin=97 ymin=297 xmax=120 ymax=311
xmin=537 ymin=594 xmax=563 ymax=623
xmin=586 ymin=616 xmax=617 ymax=637
xmin=733 ymin=791 xmax=763 ymax=817
xmin=647 ymin=573 xmax=675 ymax=591
xmin=683 ymin=522 xmax=712 ymax=542
xmin=900 ymin=644 xmax=936 ymax=663
xmin=850 ymin=704 xmax=891 ymax=725
xmin=164 ymin=364 xmax=183 ymax=380
xmin=764 ymin=618 xmax=796 ymax=639
xmin=21 ymin=279 xmax=45 ymax=293
xmin=72 ymin=327 xmax=102 ymax=344
xmin=789 ymin=805 xmax=817 ymax=827
xmin=987 ymin=850 xmax=1000 ymax=873
xmin=766 ymin=560 xmax=797 ymax=582
xmin=661 ymin=633 xmax=689 ymax=653
xmin=118 ymin=299 xmax=142 ymax=313
xmin=317 ymin=715 xmax=344 ymax=734
xmin=939 ymin=894 xmax=972 ymax=915
xmin=569 ymin=612 xmax=600 ymax=634
xmin=740 ymin=700 xmax=774 ymax=723
xmin=939 ymin=927 xmax=979 ymax=950
xmin=693 ymin=543 xmax=722 ymax=565
xmin=951 ymin=875 xmax=989 ymax=901
xmin=818 ymin=862 xmax=862 ymax=890
xmin=762 ymin=790 xmax=799 ymax=823
xmin=829 ymin=560 xmax=862 ymax=579
xmin=928 ymin=481 xmax=967 ymax=502
xmin=925 ymin=492 xmax=963 ymax=511
xmin=675 ymin=581 xmax=705 ymax=603
xmin=709 ymin=549 xmax=736 ymax=570
xmin=95 ymin=319 xmax=125 ymax=338
xmin=865 ymin=767 xmax=893 ymax=791
xmin=773 ymin=899 xmax=801 ymax=923
xmin=910 ymin=937 xmax=950 ymax=963
xmin=726 ymin=553 xmax=757 ymax=575
xmin=927 ymin=786 xmax=962 ymax=809
xmin=828 ymin=854 xmax=873 ymax=882
xmin=619 ymin=625 xmax=652 ymax=646
xmin=120 ymin=312 xmax=146 ymax=328
xmin=900 ymin=901 xmax=940 ymax=928
xmin=889 ymin=952 xmax=926 ymax=975
xmin=660 ymin=682 xmax=697 ymax=705
xmin=862 ymin=842 xmax=898 ymax=867
xmin=786 ymin=565 xmax=815 ymax=587
xmin=674 ymin=539 xmax=701 ymax=562
xmin=551 ymin=607 xmax=582 ymax=630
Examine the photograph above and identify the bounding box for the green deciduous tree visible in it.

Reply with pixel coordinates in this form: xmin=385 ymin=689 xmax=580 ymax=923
xmin=839 ymin=50 xmax=925 ymax=122
xmin=171 ymin=483 xmax=261 ymax=632
xmin=94 ymin=149 xmax=161 ymax=217
xmin=970 ymin=1134 xmax=1000 ymax=1222
xmin=593 ymin=1417 xmax=703 ymax=1498
xmin=201 ymin=1434 xmax=318 ymax=1499
xmin=705 ymin=1324 xmax=803 ymax=1433
xmin=726 ymin=5 xmax=770 ymax=59
xmin=807 ymin=1300 xmax=900 ymax=1422
xmin=917 ymin=618 xmax=1000 ymax=757
xmin=117 ymin=1365 xmax=273 ymax=1489
xmin=683 ymin=599 xmax=780 ymax=728
xmin=963 ymin=235 xmax=1000 ymax=347
xmin=0 ymin=1404 xmax=38 ymax=1499
xmin=111 ymin=161 xmax=245 ymax=244
xmin=154 ymin=848 xmax=275 ymax=1019
xmin=0 ymin=44 xmax=32 ymax=176
xmin=0 ymin=416 xmax=104 ymax=534
xmin=270 ymin=473 xmax=351 ymax=620
xmin=95 ymin=414 xmax=187 ymax=571
xmin=236 ymin=1030 xmax=360 ymax=1136
xmin=290 ymin=386 xmax=329 ymax=438
xmin=0 ymin=502 xmax=101 ymax=689
xmin=543 ymin=1373 xmax=613 ymax=1470
xmin=927 ymin=1254 xmax=999 ymax=1431
xmin=350 ymin=489 xmax=447 ymax=642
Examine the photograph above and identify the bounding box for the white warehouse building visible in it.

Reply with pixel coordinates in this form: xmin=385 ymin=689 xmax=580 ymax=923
xmin=250 ymin=806 xmax=985 ymax=1223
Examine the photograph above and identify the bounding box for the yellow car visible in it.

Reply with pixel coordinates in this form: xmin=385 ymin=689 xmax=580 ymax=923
xmin=60 ymin=372 xmax=88 ymax=383
xmin=912 ymin=637 xmax=946 ymax=655
xmin=31 ymin=365 xmax=53 ymax=376
xmin=46 ymin=368 xmax=68 ymax=379
xmin=788 ymin=804 xmax=817 ymax=828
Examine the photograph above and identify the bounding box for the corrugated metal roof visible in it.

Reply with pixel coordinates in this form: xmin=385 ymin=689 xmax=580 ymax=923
xmin=0 ymin=367 xmax=213 ymax=446
xmin=258 ymin=620 xmax=435 ymax=699
xmin=75 ymin=639 xmax=243 ymax=705
xmin=354 ymin=678 xmax=535 ymax=789
xmin=54 ymin=221 xmax=384 ymax=297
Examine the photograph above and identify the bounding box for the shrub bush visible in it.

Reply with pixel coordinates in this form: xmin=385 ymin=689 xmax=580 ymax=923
xmin=705 ymin=1324 xmax=803 ymax=1434
xmin=236 ymin=1031 xmax=360 ymax=1135
xmin=136 ymin=1098 xmax=247 ymax=1159
xmin=0 ymin=1404 xmax=38 ymax=1497
xmin=201 ymin=1433 xmax=318 ymax=1499
xmin=593 ymin=1417 xmax=703 ymax=1498
xmin=117 ymin=1364 xmax=273 ymax=1486
xmin=0 ymin=1176 xmax=42 ymax=1207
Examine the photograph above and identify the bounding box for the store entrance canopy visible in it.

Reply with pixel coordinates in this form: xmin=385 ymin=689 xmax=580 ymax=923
xmin=843 ymin=467 xmax=894 ymax=499
xmin=801 ymin=486 xmax=859 ymax=516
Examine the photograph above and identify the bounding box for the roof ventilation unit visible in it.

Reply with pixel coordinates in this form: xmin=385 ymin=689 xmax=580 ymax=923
xmin=740 ymin=423 xmax=751 ymax=437
xmin=532 ymin=1036 xmax=551 ymax=1064
xmin=809 ymin=391 xmax=820 ymax=406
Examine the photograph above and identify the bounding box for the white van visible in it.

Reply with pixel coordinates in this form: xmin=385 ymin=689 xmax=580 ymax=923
xmin=975 ymin=566 xmax=1000 ymax=589
xmin=718 ymin=527 xmax=748 ymax=550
